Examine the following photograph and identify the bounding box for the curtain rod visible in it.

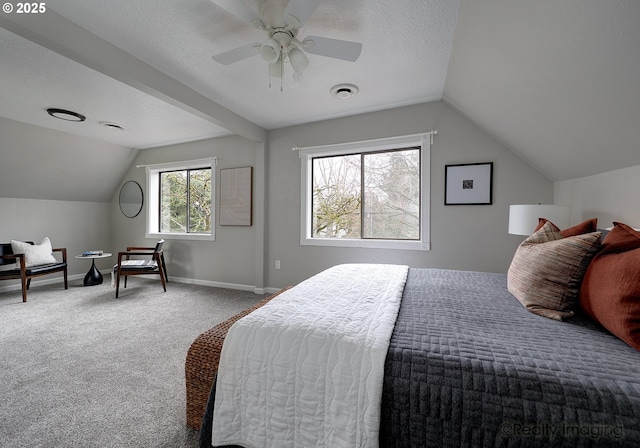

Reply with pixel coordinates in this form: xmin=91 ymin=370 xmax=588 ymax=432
xmin=292 ymin=130 xmax=437 ymax=152
xmin=136 ymin=156 xmax=218 ymax=169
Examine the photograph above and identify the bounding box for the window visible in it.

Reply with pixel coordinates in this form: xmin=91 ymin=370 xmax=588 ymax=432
xmin=146 ymin=158 xmax=215 ymax=241
xmin=300 ymin=134 xmax=431 ymax=250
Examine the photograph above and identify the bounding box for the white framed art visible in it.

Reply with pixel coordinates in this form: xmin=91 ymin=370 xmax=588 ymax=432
xmin=220 ymin=166 xmax=253 ymax=226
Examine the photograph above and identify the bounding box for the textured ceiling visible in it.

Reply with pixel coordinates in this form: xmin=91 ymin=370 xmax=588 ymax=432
xmin=1 ymin=0 xmax=639 ymax=184
xmin=0 ymin=27 xmax=231 ymax=149
xmin=444 ymin=0 xmax=640 ymax=181
xmin=0 ymin=0 xmax=459 ymax=147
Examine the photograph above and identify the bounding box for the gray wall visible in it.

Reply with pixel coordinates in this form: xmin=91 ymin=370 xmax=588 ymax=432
xmin=0 ymin=116 xmax=137 ymax=202
xmin=1 ymin=100 xmax=558 ymax=294
xmin=0 ymin=198 xmax=112 ymax=289
xmin=266 ymin=101 xmax=553 ymax=289
xmin=555 ymin=164 xmax=640 ymax=229
xmin=111 ymin=135 xmax=263 ymax=291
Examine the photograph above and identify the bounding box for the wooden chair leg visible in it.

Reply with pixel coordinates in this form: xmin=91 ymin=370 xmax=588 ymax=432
xmin=159 ymin=269 xmax=167 ymax=292
xmin=161 ymin=254 xmax=168 ymax=282
xmin=21 ymin=277 xmax=28 ymax=303
xmin=156 ymin=253 xmax=167 ymax=292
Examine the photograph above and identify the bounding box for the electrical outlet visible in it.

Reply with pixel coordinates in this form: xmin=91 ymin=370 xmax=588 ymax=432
xmin=275 ymin=260 xmax=281 ymax=270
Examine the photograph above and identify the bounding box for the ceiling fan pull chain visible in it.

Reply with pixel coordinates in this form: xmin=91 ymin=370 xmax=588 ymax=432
xmin=280 ymin=56 xmax=284 ymax=92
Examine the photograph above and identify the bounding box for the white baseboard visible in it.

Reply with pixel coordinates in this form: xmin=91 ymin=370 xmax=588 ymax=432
xmin=166 ymin=275 xmax=282 ymax=295
xmin=0 ymin=270 xmax=284 ymax=296
xmin=0 ymin=273 xmax=84 ymax=294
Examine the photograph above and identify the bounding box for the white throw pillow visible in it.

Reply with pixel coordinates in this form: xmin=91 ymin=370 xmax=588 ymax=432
xmin=11 ymin=237 xmax=57 ymax=267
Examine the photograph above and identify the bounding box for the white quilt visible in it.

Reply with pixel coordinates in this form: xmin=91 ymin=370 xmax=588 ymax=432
xmin=211 ymin=263 xmax=409 ymax=448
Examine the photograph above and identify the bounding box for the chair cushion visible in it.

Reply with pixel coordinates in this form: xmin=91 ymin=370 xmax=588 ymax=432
xmin=0 ymin=262 xmax=66 ymax=277
xmin=10 ymin=238 xmax=57 ymax=267
xmin=120 ymin=260 xmax=158 ymax=270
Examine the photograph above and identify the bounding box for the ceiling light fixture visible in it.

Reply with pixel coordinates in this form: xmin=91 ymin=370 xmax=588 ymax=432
xmin=288 ymin=47 xmax=309 ymax=74
xmin=46 ymin=108 xmax=86 ymax=122
xmin=211 ymin=1 xmax=362 ymax=93
xmin=99 ymin=121 xmax=127 ymax=131
xmin=330 ymin=84 xmax=359 ymax=99
xmin=258 ymin=28 xmax=310 ymax=92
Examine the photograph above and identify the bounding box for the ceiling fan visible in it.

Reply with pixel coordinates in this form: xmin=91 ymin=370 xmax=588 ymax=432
xmin=211 ymin=0 xmax=363 ymax=90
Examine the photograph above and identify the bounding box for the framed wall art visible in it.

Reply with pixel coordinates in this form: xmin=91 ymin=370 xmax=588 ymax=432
xmin=220 ymin=166 xmax=253 ymax=226
xmin=445 ymin=162 xmax=493 ymax=205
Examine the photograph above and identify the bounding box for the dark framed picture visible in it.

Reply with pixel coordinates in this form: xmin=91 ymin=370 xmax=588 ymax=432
xmin=445 ymin=162 xmax=493 ymax=205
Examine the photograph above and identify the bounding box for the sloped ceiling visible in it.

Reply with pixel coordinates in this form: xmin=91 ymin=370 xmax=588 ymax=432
xmin=444 ymin=0 xmax=640 ymax=181
xmin=0 ymin=0 xmax=639 ymax=203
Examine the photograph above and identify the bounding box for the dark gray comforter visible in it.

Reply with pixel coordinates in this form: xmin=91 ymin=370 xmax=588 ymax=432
xmin=201 ymin=268 xmax=640 ymax=447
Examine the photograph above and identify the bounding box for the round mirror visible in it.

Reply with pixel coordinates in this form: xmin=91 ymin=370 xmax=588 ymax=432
xmin=119 ymin=181 xmax=144 ymax=218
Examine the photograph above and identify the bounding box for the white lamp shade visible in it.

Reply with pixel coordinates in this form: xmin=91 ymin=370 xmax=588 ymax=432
xmin=288 ymin=47 xmax=309 ymax=73
xmin=509 ymin=204 xmax=571 ymax=236
xmin=269 ymin=61 xmax=282 ymax=78
xmin=260 ymin=38 xmax=280 ymax=63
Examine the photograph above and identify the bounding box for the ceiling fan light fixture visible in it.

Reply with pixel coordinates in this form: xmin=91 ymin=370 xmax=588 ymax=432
xmin=330 ymin=83 xmax=359 ymax=99
xmin=288 ymin=47 xmax=309 ymax=73
xmin=269 ymin=60 xmax=283 ymax=79
xmin=260 ymin=38 xmax=280 ymax=63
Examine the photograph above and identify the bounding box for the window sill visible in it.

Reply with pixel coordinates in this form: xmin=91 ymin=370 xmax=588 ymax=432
xmin=300 ymin=237 xmax=430 ymax=251
xmin=146 ymin=232 xmax=215 ymax=242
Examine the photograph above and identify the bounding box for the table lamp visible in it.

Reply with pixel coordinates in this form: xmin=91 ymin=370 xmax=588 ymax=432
xmin=508 ymin=204 xmax=570 ymax=236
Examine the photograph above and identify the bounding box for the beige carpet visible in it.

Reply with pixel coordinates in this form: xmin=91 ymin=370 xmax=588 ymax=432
xmin=0 ymin=276 xmax=265 ymax=448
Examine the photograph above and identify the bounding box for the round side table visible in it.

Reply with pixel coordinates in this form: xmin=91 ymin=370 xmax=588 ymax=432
xmin=75 ymin=253 xmax=112 ymax=286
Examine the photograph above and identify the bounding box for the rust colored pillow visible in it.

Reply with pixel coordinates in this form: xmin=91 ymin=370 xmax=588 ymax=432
xmin=508 ymin=221 xmax=601 ymax=321
xmin=579 ymin=222 xmax=640 ymax=351
xmin=535 ymin=217 xmax=597 ymax=237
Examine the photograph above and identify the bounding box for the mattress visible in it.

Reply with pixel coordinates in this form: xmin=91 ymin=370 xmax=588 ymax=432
xmin=201 ymin=268 xmax=640 ymax=447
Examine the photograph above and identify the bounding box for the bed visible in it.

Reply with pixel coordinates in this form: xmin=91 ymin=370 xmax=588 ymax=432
xmin=188 ymin=222 xmax=640 ymax=447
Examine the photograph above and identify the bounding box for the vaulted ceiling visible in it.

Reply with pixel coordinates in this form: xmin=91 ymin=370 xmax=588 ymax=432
xmin=1 ymin=0 xmax=639 ymax=191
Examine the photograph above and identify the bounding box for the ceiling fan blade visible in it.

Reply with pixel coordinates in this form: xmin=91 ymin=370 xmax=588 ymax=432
xmin=303 ymin=36 xmax=363 ymax=62
xmin=211 ymin=0 xmax=262 ymax=25
xmin=284 ymin=0 xmax=324 ymax=26
xmin=212 ymin=43 xmax=260 ymax=65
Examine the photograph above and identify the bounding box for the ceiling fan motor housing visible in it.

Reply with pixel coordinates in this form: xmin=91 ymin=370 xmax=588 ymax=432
xmin=211 ymin=0 xmax=363 ymax=84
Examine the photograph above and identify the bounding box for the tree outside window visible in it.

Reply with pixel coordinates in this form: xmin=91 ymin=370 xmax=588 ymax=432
xmin=160 ymin=168 xmax=211 ymax=234
xmin=311 ymin=147 xmax=420 ymax=240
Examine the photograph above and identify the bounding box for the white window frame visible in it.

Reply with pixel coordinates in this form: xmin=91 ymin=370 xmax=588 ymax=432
xmin=145 ymin=158 xmax=216 ymax=241
xmin=299 ymin=134 xmax=431 ymax=251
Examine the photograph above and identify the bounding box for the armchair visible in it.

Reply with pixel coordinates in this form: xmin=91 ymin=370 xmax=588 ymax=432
xmin=0 ymin=240 xmax=68 ymax=302
xmin=114 ymin=240 xmax=168 ymax=298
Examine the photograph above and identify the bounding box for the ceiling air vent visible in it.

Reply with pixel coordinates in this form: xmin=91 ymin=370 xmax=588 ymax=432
xmin=330 ymin=84 xmax=359 ymax=99
xmin=99 ymin=121 xmax=127 ymax=131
